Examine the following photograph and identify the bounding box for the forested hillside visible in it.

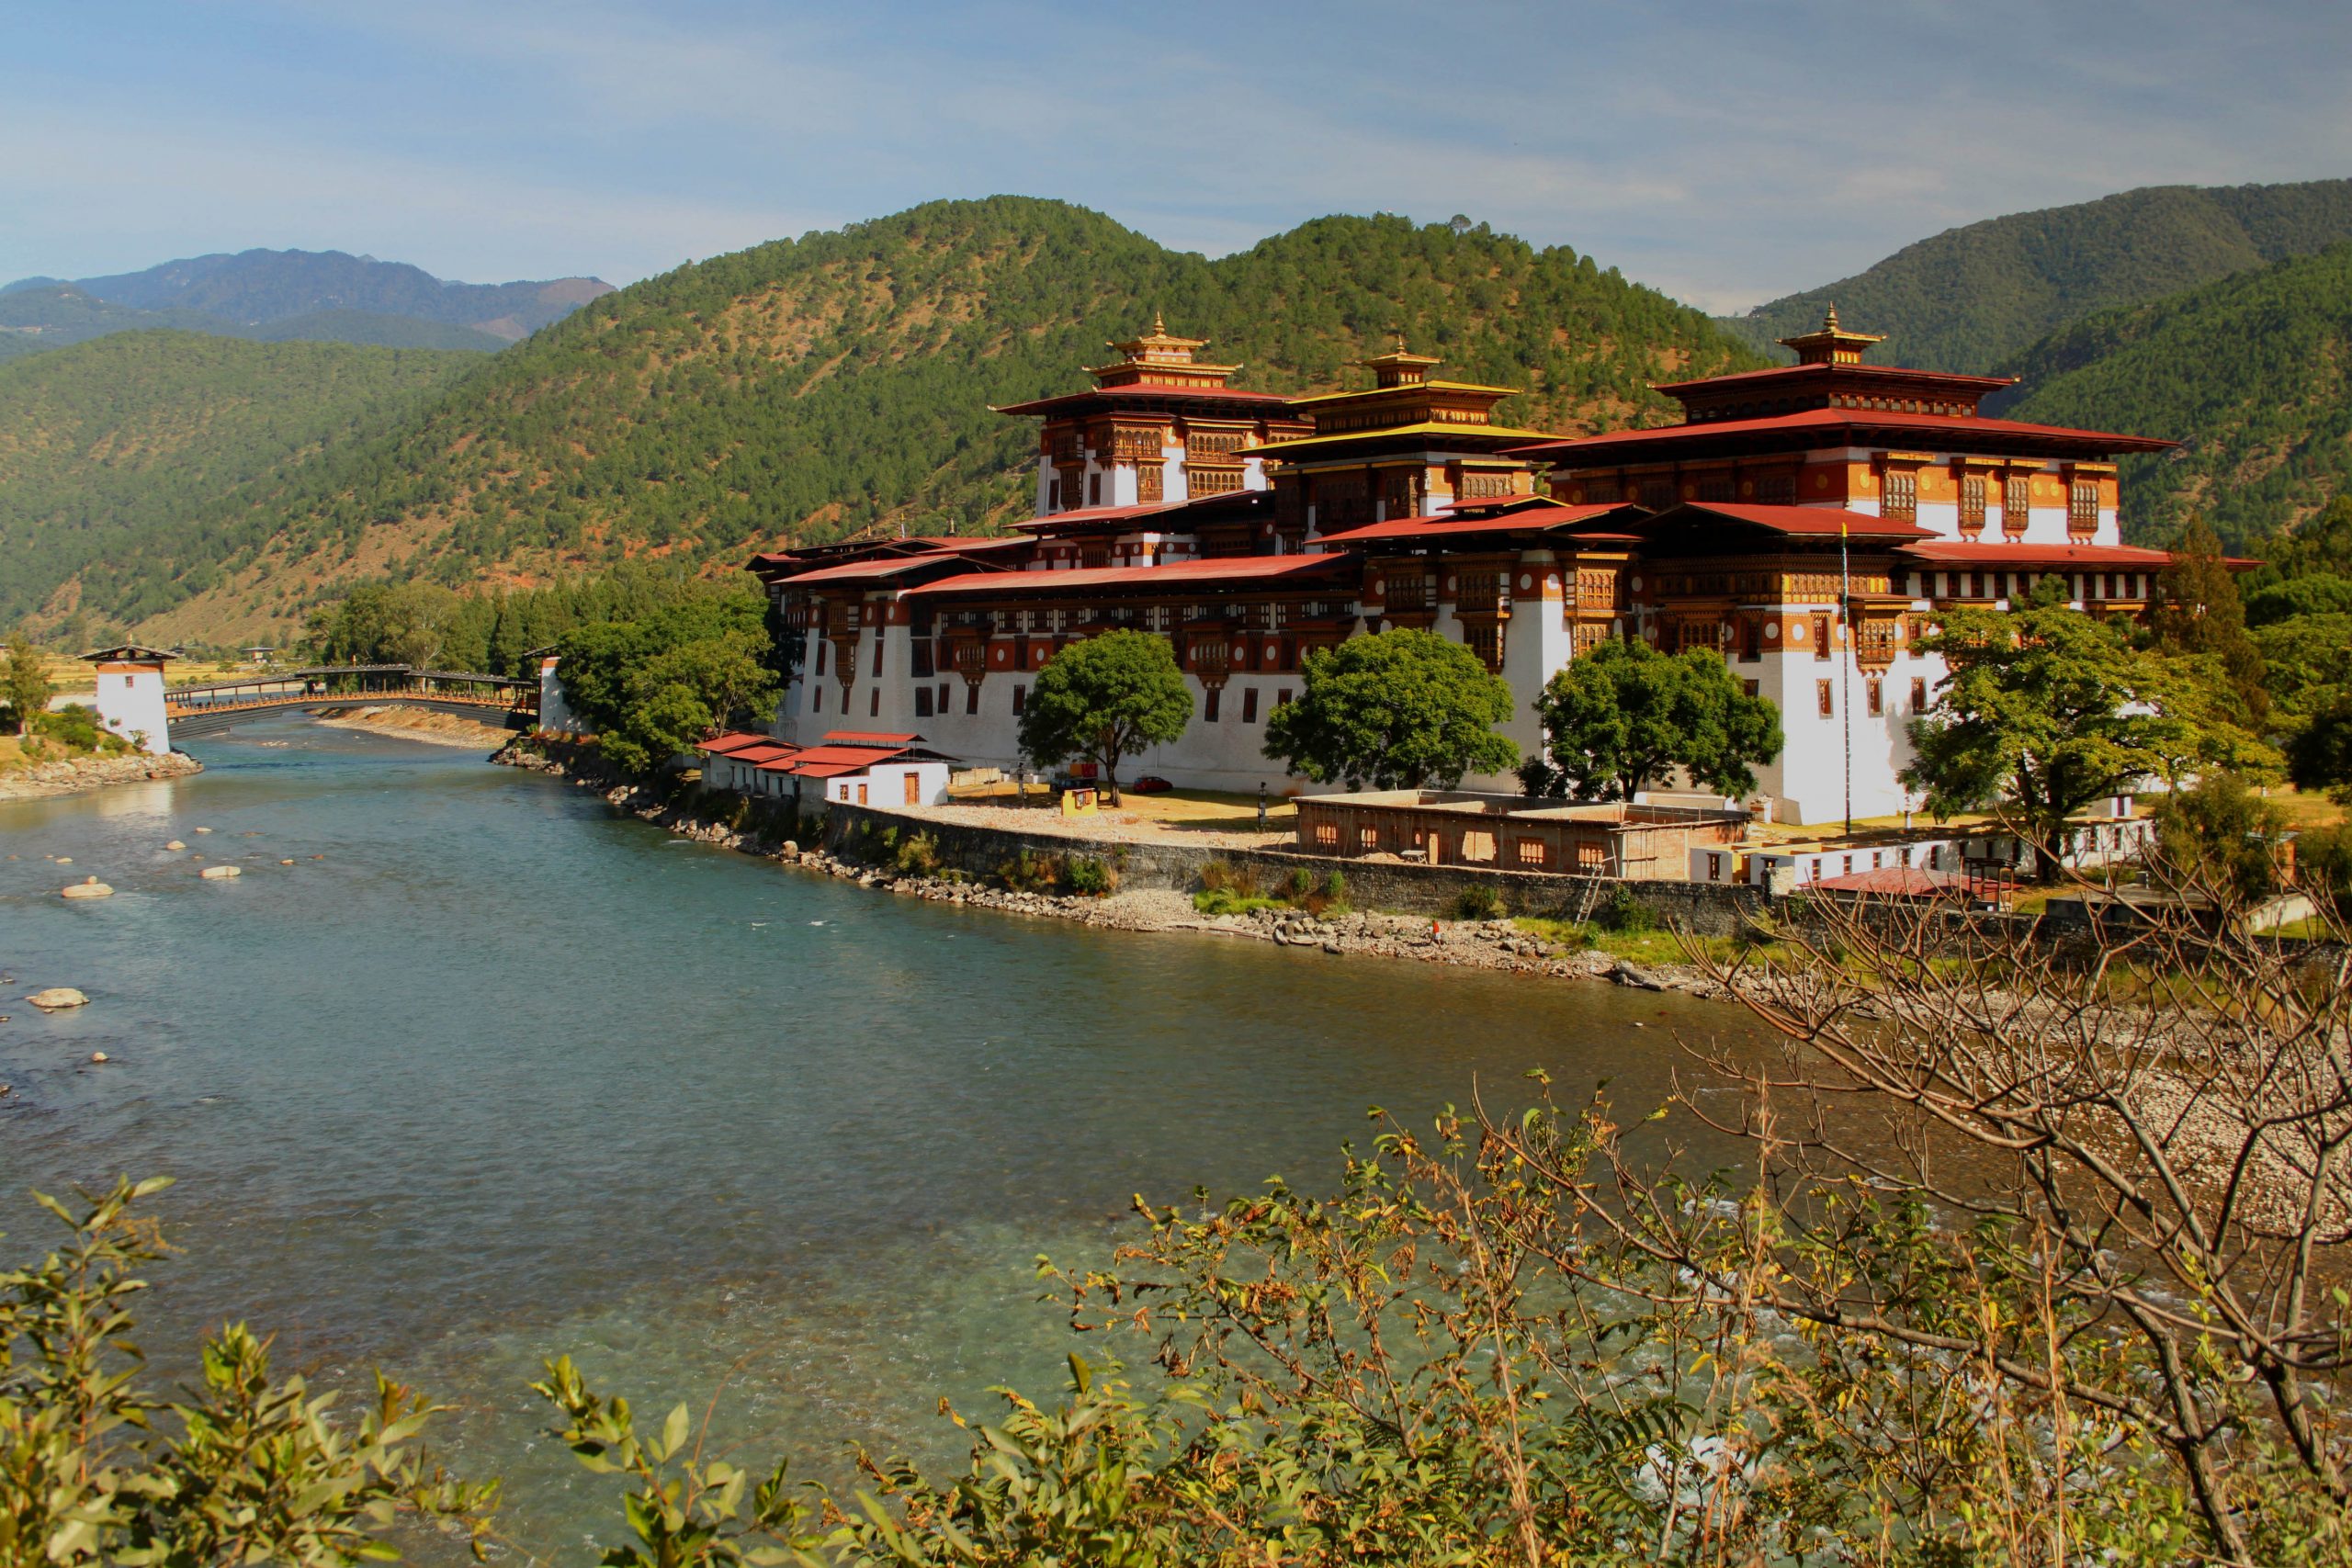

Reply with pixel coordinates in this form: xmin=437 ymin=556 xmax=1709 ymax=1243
xmin=2001 ymin=243 xmax=2352 ymax=547
xmin=34 ymin=197 xmax=1761 ymax=643
xmin=0 ymin=332 xmax=479 ymax=635
xmin=1724 ymin=179 xmax=2352 ymax=373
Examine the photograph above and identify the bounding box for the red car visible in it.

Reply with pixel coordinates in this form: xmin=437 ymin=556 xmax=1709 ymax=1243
xmin=1129 ymin=775 xmax=1174 ymax=794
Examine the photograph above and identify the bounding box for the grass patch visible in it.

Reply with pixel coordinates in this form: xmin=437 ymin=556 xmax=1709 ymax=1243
xmin=1193 ymin=888 xmax=1287 ymax=917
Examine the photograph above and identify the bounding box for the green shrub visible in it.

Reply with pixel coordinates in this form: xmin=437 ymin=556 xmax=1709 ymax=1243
xmin=998 ymin=848 xmax=1064 ymax=893
xmin=1199 ymin=861 xmax=1261 ymax=898
xmin=894 ymin=830 xmax=942 ymax=878
xmin=30 ymin=703 xmax=126 ymax=755
xmin=1454 ymin=883 xmax=1505 ymax=920
xmin=1064 ymin=855 xmax=1116 ymax=897
xmin=1193 ymin=888 xmax=1283 ymax=917
xmin=1596 ymin=885 xmax=1660 ymax=933
xmin=1286 ymin=866 xmax=1314 ymax=902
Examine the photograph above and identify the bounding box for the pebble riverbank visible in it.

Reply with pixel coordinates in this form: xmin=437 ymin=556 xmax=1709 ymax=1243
xmin=0 ymin=750 xmax=202 ymax=802
xmin=496 ymin=741 xmax=1737 ymax=1000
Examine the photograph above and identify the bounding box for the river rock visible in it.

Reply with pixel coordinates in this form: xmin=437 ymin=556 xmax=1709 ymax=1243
xmin=1612 ymin=960 xmax=1669 ymax=991
xmin=199 ymin=864 xmax=242 ymax=880
xmin=27 ymin=987 xmax=88 ymax=1010
xmin=194 ymin=827 xmax=213 ymax=834
xmin=164 ymin=840 xmax=187 ymax=850
xmin=61 ymin=878 xmax=114 ymax=899
xmin=89 ymin=1052 xmax=108 ymax=1064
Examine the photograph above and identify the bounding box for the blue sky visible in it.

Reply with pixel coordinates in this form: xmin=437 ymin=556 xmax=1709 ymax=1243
xmin=9 ymin=1 xmax=2349 ymax=313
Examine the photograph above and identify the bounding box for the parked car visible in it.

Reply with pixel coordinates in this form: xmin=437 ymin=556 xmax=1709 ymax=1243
xmin=1129 ymin=775 xmax=1174 ymax=794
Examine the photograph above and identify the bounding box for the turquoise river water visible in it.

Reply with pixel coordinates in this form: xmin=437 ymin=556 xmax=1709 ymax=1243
xmin=0 ymin=720 xmax=1760 ymax=1561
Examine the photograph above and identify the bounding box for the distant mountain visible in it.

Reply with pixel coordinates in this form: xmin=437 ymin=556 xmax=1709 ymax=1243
xmin=1996 ymin=242 xmax=2352 ymax=548
xmin=0 ymin=249 xmax=614 ymax=361
xmin=1721 ymin=179 xmax=2352 ymax=374
xmin=9 ymin=197 xmax=1765 ymax=641
xmin=0 ymin=331 xmax=478 ymax=636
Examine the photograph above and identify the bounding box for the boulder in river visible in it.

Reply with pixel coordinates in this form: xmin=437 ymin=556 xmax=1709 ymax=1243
xmin=194 ymin=827 xmax=213 ymax=834
xmin=27 ymin=987 xmax=88 ymax=1010
xmin=199 ymin=864 xmax=242 ymax=880
xmin=61 ymin=878 xmax=114 ymax=899
xmin=1611 ymin=960 xmax=1669 ymax=991
xmin=164 ymin=840 xmax=187 ymax=851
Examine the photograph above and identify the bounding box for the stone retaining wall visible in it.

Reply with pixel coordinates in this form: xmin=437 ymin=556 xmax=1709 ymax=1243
xmin=818 ymin=800 xmax=1773 ymax=935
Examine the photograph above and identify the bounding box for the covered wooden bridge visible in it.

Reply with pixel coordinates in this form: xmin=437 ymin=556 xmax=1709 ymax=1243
xmin=163 ymin=665 xmax=539 ymax=738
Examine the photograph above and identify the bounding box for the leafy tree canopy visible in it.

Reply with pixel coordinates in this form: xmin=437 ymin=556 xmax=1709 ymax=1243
xmin=2149 ymin=515 xmax=2266 ymax=720
xmin=1261 ymin=628 xmax=1518 ymax=791
xmin=5 ymin=627 xmax=53 ymax=737
xmin=1904 ymin=581 xmax=2277 ymax=877
xmin=1525 ymin=637 xmax=1783 ymax=803
xmin=551 ymin=584 xmax=778 ymax=773
xmin=1016 ymin=628 xmax=1191 ymax=803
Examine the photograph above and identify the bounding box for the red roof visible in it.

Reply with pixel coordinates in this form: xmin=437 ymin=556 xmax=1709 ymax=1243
xmin=695 ymin=730 xmax=780 ymax=754
xmin=1900 ymin=540 xmax=2174 ymax=566
xmin=1512 ymin=406 xmax=2175 ymax=460
xmin=818 ymin=730 xmax=921 ymax=748
xmin=1814 ymin=866 xmax=1973 ymax=897
xmin=1643 ymin=502 xmax=1935 ymax=540
xmin=784 ymin=550 xmax=1023 ymax=588
xmin=1010 ymin=490 xmax=1268 ymax=534
xmin=992 ymin=384 xmax=1294 ymax=417
xmin=909 ymin=553 xmax=1356 ymax=598
xmin=1658 ymin=362 xmax=2014 ymax=397
xmin=1315 ymin=502 xmax=1627 ymax=545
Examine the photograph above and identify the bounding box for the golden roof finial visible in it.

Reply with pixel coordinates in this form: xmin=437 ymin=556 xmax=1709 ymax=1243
xmin=1823 ymin=302 xmax=1840 ymax=331
xmin=1151 ymin=309 xmax=1166 ymax=334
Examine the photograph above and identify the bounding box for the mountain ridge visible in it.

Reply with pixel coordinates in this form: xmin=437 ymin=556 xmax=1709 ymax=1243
xmin=30 ymin=196 xmax=1763 ymax=644
xmin=1722 ymin=178 xmax=2352 ymax=373
xmin=0 ymin=249 xmax=615 ymax=362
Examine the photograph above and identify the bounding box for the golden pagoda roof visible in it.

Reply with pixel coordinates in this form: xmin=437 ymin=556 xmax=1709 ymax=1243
xmin=1777 ymin=304 xmax=1886 ymax=366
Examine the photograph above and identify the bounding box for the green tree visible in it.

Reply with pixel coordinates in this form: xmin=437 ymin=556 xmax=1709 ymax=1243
xmin=1904 ymin=580 xmax=2275 ymax=879
xmin=2150 ymin=772 xmax=2292 ymax=903
xmin=0 ymin=1178 xmax=493 ymax=1563
xmin=1524 ymin=637 xmax=1783 ymax=802
xmin=1017 ymin=628 xmax=1191 ymax=804
xmin=2150 ymin=516 xmax=2267 ymax=721
xmin=1261 ymin=628 xmax=1518 ymax=791
xmin=2286 ymin=690 xmax=2352 ymax=804
xmin=5 ymin=627 xmax=52 ymax=737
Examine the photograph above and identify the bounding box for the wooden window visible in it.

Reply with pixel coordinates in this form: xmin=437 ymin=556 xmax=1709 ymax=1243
xmin=1460 ymin=830 xmax=1498 ymax=864
xmin=938 ymin=682 xmax=949 ymax=712
xmin=914 ymin=687 xmax=933 ymax=718
xmin=1464 ymin=625 xmax=1504 ymax=671
xmin=1817 ymin=679 xmax=1834 ymax=717
xmin=1136 ymin=465 xmax=1163 ymax=503
xmin=2005 ymin=474 xmax=2031 ymax=536
xmin=1882 ymin=468 xmax=1917 ymax=523
xmin=1813 ymin=613 xmax=1833 ymax=660
xmin=1241 ymin=688 xmax=1260 ymax=724
xmin=1706 ymin=852 xmax=1724 ymax=882
xmin=1313 ymin=821 xmax=1340 ymax=849
xmin=869 ymin=689 xmax=880 ymax=717
xmin=903 ymin=773 xmax=922 ymax=807
xmin=1867 ymin=677 xmax=1883 ymax=716
xmin=1515 ymin=838 xmax=1547 ymax=868
xmin=1577 ymin=841 xmax=1607 ymax=873
xmin=872 ymin=635 xmax=884 ymax=677
xmin=815 ymin=640 xmax=827 ymax=675
xmin=812 ymin=687 xmax=822 ymax=713
xmin=1959 ymin=475 xmax=1986 ymax=534
xmin=1638 ymin=477 xmax=1675 ymax=509
xmin=1696 ymin=472 xmax=1735 ymax=503
xmin=1276 ymin=689 xmax=1293 ymax=707
xmin=1012 ymin=683 xmax=1025 ymax=716
xmin=1755 ymin=471 xmax=1797 ymax=505
xmin=857 ymin=782 xmax=869 ymax=807
xmin=2069 ymin=480 xmax=2098 ymax=536
xmin=965 ymin=683 xmax=978 ymax=716
xmin=1744 ymin=679 xmax=1759 ymax=698
xmin=1204 ymin=688 xmax=1220 ymax=723
xmin=1739 ymin=617 xmax=1761 ymax=661
xmin=1911 ymin=677 xmax=1928 ymax=711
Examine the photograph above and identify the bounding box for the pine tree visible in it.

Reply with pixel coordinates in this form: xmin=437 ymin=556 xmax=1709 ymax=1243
xmin=2152 ymin=516 xmax=2267 ymax=721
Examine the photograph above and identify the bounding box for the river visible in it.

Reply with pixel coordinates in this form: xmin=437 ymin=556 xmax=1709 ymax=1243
xmin=0 ymin=720 xmax=1761 ymax=1560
